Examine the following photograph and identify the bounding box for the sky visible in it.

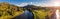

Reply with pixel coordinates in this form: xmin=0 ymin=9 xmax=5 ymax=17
xmin=0 ymin=0 xmax=60 ymax=7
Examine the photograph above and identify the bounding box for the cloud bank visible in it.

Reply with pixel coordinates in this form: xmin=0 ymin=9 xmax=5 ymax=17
xmin=16 ymin=0 xmax=60 ymax=7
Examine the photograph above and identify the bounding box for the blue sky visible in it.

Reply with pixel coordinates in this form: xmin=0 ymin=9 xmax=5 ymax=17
xmin=0 ymin=0 xmax=60 ymax=6
xmin=0 ymin=0 xmax=50 ymax=4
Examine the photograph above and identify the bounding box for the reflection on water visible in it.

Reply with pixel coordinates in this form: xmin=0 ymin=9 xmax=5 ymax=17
xmin=13 ymin=10 xmax=34 ymax=19
xmin=13 ymin=10 xmax=57 ymax=19
xmin=56 ymin=9 xmax=60 ymax=19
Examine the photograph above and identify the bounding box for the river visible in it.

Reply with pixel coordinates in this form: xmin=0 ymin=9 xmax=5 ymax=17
xmin=13 ymin=10 xmax=34 ymax=19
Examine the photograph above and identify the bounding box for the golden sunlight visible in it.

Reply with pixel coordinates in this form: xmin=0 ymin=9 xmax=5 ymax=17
xmin=54 ymin=1 xmax=60 ymax=6
xmin=56 ymin=9 xmax=59 ymax=19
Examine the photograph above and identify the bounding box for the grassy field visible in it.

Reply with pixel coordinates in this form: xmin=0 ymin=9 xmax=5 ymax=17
xmin=0 ymin=2 xmax=25 ymax=19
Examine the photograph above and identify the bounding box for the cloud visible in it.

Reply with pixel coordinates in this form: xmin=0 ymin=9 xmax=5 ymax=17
xmin=16 ymin=0 xmax=60 ymax=7
xmin=16 ymin=2 xmax=53 ymax=7
xmin=16 ymin=2 xmax=43 ymax=7
xmin=16 ymin=3 xmax=29 ymax=7
xmin=15 ymin=0 xmax=53 ymax=7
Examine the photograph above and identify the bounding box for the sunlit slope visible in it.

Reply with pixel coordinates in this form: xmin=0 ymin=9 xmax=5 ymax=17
xmin=23 ymin=5 xmax=54 ymax=19
xmin=31 ymin=7 xmax=54 ymax=19
xmin=0 ymin=2 xmax=24 ymax=19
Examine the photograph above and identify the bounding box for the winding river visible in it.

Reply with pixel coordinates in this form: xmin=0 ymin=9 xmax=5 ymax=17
xmin=13 ymin=10 xmax=34 ymax=19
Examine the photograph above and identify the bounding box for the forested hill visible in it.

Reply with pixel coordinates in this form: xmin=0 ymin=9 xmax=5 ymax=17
xmin=0 ymin=2 xmax=25 ymax=19
xmin=0 ymin=2 xmax=55 ymax=19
